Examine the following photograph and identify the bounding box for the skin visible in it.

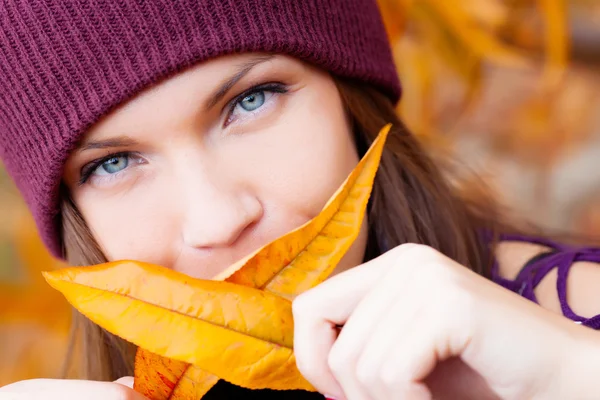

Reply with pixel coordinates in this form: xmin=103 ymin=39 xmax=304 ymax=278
xmin=2 ymin=53 xmax=600 ymax=399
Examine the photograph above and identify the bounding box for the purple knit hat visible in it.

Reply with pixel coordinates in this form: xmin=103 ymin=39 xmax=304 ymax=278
xmin=0 ymin=0 xmax=400 ymax=259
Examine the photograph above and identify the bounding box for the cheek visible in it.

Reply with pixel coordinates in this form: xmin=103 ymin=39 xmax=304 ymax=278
xmin=236 ymin=87 xmax=359 ymax=223
xmin=256 ymin=115 xmax=368 ymax=271
xmin=74 ymin=185 xmax=178 ymax=264
xmin=284 ymin=130 xmax=358 ymax=219
xmin=282 ymin=116 xmax=358 ymax=218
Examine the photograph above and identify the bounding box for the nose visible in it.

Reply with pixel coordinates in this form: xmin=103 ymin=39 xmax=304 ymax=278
xmin=180 ymin=171 xmax=263 ymax=250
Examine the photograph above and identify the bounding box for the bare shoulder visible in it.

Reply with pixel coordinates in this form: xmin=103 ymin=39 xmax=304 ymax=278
xmin=495 ymin=240 xmax=600 ymax=319
xmin=494 ymin=241 xmax=551 ymax=280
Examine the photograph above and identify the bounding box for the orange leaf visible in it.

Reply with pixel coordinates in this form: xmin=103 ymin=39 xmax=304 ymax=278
xmin=43 ymin=262 xmax=313 ymax=391
xmin=134 ymin=351 xmax=188 ymax=400
xmin=134 ymin=350 xmax=218 ymax=400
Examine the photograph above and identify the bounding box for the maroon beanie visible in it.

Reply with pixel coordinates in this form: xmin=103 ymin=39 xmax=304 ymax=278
xmin=0 ymin=0 xmax=400 ymax=259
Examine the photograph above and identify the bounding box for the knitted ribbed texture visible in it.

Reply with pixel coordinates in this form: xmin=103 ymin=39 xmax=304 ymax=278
xmin=0 ymin=0 xmax=400 ymax=258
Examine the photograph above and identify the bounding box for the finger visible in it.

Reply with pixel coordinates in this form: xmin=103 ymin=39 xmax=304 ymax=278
xmin=329 ymin=245 xmax=441 ymax=399
xmin=377 ymin=274 xmax=456 ymax=400
xmin=293 ymin=250 xmax=400 ymax=398
xmin=114 ymin=376 xmax=134 ymax=388
xmin=0 ymin=379 xmax=149 ymax=400
xmin=379 ymin=316 xmax=435 ymax=400
xmin=353 ymin=253 xmax=448 ymax=400
xmin=295 ymin=317 xmax=345 ymax=398
xmin=293 ymin=245 xmax=438 ymax=399
xmin=327 ymin=267 xmax=415 ymax=398
xmin=113 ymin=377 xmax=150 ymax=399
xmin=352 ymin=301 xmax=419 ymax=398
xmin=355 ymin=284 xmax=428 ymax=400
xmin=299 ymin=248 xmax=398 ymax=322
xmin=110 ymin=377 xmax=150 ymax=400
xmin=296 ymin=245 xmax=415 ymax=325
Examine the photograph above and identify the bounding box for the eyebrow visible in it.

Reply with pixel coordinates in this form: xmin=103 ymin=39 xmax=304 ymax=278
xmin=204 ymin=54 xmax=274 ymax=110
xmin=76 ymin=55 xmax=275 ymax=153
xmin=76 ymin=136 xmax=139 ymax=153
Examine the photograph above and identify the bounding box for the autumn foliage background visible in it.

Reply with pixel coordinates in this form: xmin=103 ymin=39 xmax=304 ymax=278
xmin=2 ymin=0 xmax=600 ymax=386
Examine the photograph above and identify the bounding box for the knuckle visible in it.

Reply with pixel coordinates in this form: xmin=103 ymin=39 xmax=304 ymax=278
xmin=450 ymin=285 xmax=476 ymax=322
xmin=403 ymin=260 xmax=446 ymax=292
xmin=392 ymin=244 xmax=444 ymax=272
xmin=294 ymin=350 xmax=312 ymax=379
xmin=107 ymin=383 xmax=137 ymax=400
xmin=380 ymin=364 xmax=399 ymax=388
xmin=291 ymin=292 xmax=313 ymax=319
xmin=432 ymin=281 xmax=475 ymax=330
xmin=451 ymin=283 xmax=472 ymax=308
xmin=421 ymin=260 xmax=443 ymax=279
xmin=327 ymin=342 xmax=351 ymax=377
xmin=327 ymin=351 xmax=344 ymax=375
xmin=442 ymin=267 xmax=474 ymax=305
xmin=355 ymin=359 xmax=377 ymax=387
xmin=397 ymin=243 xmax=438 ymax=259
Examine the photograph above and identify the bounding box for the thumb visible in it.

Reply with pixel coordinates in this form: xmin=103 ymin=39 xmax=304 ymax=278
xmin=113 ymin=376 xmax=134 ymax=389
xmin=113 ymin=377 xmax=151 ymax=400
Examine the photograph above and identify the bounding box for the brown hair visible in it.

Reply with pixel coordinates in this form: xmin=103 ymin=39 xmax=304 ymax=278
xmin=60 ymin=76 xmax=507 ymax=381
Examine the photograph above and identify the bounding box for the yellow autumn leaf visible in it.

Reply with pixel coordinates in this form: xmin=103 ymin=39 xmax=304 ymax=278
xmin=134 ymin=352 xmax=189 ymax=400
xmin=134 ymin=350 xmax=218 ymax=400
xmin=43 ymin=261 xmax=312 ymax=391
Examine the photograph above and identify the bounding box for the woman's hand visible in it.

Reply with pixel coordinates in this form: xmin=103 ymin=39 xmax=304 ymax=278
xmin=292 ymin=244 xmax=600 ymax=400
xmin=0 ymin=376 xmax=147 ymax=399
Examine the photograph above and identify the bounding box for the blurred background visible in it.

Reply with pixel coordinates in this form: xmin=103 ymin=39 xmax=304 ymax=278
xmin=1 ymin=0 xmax=600 ymax=386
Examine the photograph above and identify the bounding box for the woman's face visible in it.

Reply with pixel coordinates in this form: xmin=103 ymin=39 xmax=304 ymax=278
xmin=63 ymin=54 xmax=368 ymax=279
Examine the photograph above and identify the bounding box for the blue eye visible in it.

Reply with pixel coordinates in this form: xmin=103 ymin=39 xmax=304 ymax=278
xmin=100 ymin=156 xmax=128 ymax=174
xmin=238 ymin=91 xmax=266 ymax=112
xmin=94 ymin=155 xmax=129 ymax=176
xmin=79 ymin=152 xmax=142 ymax=186
xmin=224 ymin=83 xmax=289 ymax=126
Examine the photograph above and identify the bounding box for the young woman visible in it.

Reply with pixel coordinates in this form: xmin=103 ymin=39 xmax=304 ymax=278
xmin=1 ymin=0 xmax=599 ymax=399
